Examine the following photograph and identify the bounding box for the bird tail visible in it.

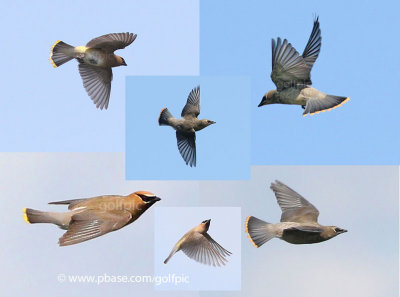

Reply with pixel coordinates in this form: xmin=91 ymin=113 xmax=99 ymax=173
xmin=158 ymin=108 xmax=174 ymax=126
xmin=23 ymin=208 xmax=60 ymax=225
xmin=245 ymin=216 xmax=275 ymax=248
xmin=303 ymin=95 xmax=349 ymax=116
xmin=49 ymin=40 xmax=75 ymax=68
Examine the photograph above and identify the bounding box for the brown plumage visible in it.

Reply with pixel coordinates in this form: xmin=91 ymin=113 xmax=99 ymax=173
xmin=164 ymin=219 xmax=231 ymax=266
xmin=49 ymin=32 xmax=136 ymax=110
xmin=23 ymin=191 xmax=160 ymax=246
xmin=246 ymin=180 xmax=347 ymax=247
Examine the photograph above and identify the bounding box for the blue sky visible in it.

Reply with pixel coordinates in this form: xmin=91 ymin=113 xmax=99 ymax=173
xmin=1 ymin=0 xmax=398 ymax=165
xmin=0 ymin=0 xmax=199 ymax=152
xmin=200 ymin=0 xmax=400 ymax=164
xmin=126 ymin=76 xmax=250 ymax=180
xmin=0 ymin=0 xmax=399 ymax=296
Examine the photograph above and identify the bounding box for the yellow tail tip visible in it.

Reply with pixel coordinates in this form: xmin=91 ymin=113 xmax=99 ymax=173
xmin=49 ymin=40 xmax=62 ymax=68
xmin=22 ymin=208 xmax=30 ymax=224
xmin=247 ymin=234 xmax=259 ymax=248
xmin=245 ymin=216 xmax=259 ymax=248
xmin=244 ymin=216 xmax=251 ymax=233
xmin=50 ymin=40 xmax=61 ymax=51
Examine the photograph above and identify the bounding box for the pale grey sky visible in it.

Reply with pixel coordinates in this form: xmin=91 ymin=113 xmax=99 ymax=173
xmin=0 ymin=155 xmax=398 ymax=296
xmin=200 ymin=166 xmax=399 ymax=297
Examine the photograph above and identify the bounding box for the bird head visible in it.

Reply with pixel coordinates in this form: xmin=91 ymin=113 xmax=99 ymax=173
xmin=201 ymin=219 xmax=211 ymax=231
xmin=116 ymin=55 xmax=127 ymax=66
xmin=201 ymin=119 xmax=216 ymax=127
xmin=327 ymin=226 xmax=347 ymax=238
xmin=258 ymin=90 xmax=277 ymax=107
xmin=134 ymin=191 xmax=161 ymax=205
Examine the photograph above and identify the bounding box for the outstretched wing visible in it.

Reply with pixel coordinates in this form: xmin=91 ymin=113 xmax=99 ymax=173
xmin=270 ymin=38 xmax=311 ymax=90
xmin=270 ymin=180 xmax=319 ymax=223
xmin=270 ymin=17 xmax=321 ymax=90
xmin=181 ymin=86 xmax=200 ymax=119
xmin=59 ymin=210 xmax=131 ymax=246
xmin=302 ymin=16 xmax=322 ymax=69
xmin=176 ymin=131 xmax=196 ymax=167
xmin=49 ymin=198 xmax=90 ymax=210
xmin=86 ymin=32 xmax=137 ymax=52
xmin=181 ymin=232 xmax=231 ymax=266
xmin=78 ymin=63 xmax=112 ymax=110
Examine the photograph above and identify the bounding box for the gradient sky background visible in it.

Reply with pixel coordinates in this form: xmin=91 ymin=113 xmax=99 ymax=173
xmin=155 ymin=207 xmax=241 ymax=291
xmin=198 ymin=165 xmax=399 ymax=297
xmin=0 ymin=0 xmax=399 ymax=296
xmin=1 ymin=154 xmax=397 ymax=296
xmin=0 ymin=0 xmax=199 ymax=152
xmin=1 ymin=153 xmax=201 ymax=297
xmin=126 ymin=76 xmax=251 ymax=180
xmin=200 ymin=0 xmax=400 ymax=164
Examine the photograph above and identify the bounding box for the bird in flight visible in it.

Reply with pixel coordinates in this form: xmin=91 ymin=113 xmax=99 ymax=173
xmin=246 ymin=180 xmax=347 ymax=247
xmin=164 ymin=219 xmax=231 ymax=266
xmin=50 ymin=32 xmax=136 ymax=110
xmin=158 ymin=85 xmax=215 ymax=167
xmin=23 ymin=191 xmax=160 ymax=246
xmin=258 ymin=17 xmax=349 ymax=116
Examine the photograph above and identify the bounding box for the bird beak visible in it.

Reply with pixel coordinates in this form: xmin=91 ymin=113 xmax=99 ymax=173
xmin=122 ymin=61 xmax=127 ymax=66
xmin=210 ymin=121 xmax=216 ymax=125
xmin=205 ymin=219 xmax=211 ymax=224
xmin=153 ymin=196 xmax=161 ymax=202
xmin=258 ymin=96 xmax=266 ymax=107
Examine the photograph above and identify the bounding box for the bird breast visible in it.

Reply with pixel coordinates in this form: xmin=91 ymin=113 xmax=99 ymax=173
xmin=277 ymin=88 xmax=306 ymax=105
xmin=173 ymin=119 xmax=197 ymax=133
xmin=82 ymin=49 xmax=111 ymax=67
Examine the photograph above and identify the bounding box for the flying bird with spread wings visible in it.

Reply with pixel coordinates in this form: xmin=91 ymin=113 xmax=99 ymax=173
xmin=164 ymin=219 xmax=231 ymax=266
xmin=158 ymin=86 xmax=215 ymax=167
xmin=258 ymin=17 xmax=349 ymax=116
xmin=50 ymin=32 xmax=136 ymax=110
xmin=246 ymin=180 xmax=347 ymax=247
xmin=23 ymin=191 xmax=161 ymax=246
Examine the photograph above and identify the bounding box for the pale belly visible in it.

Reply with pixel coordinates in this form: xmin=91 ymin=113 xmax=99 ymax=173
xmin=82 ymin=49 xmax=107 ymax=67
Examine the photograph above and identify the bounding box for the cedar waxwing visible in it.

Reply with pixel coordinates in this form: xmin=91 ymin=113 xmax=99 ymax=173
xmin=158 ymin=86 xmax=215 ymax=167
xmin=23 ymin=191 xmax=160 ymax=246
xmin=246 ymin=181 xmax=347 ymax=246
xmin=164 ymin=219 xmax=231 ymax=266
xmin=49 ymin=32 xmax=136 ymax=110
xmin=258 ymin=17 xmax=349 ymax=116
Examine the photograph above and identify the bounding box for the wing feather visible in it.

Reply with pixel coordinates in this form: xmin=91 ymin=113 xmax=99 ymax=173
xmin=270 ymin=180 xmax=319 ymax=223
xmin=86 ymin=32 xmax=137 ymax=52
